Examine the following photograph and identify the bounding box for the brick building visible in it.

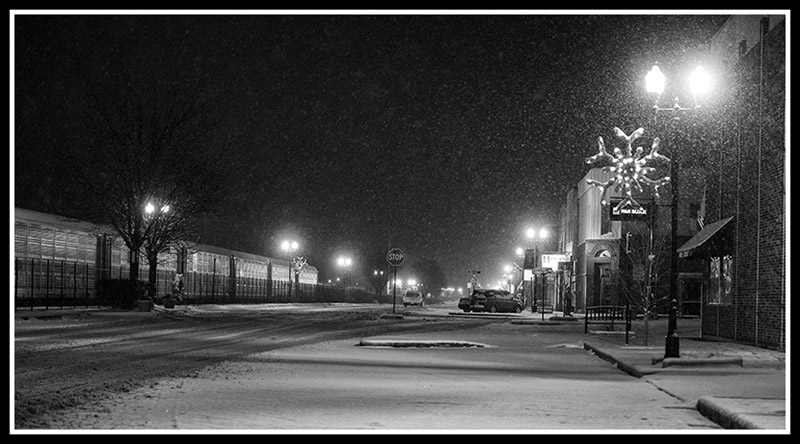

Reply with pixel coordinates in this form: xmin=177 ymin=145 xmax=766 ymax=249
xmin=560 ymin=15 xmax=786 ymax=352
xmin=678 ymin=15 xmax=786 ymax=351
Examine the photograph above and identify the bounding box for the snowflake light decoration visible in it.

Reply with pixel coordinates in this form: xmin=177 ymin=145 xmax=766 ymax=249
xmin=291 ymin=256 xmax=307 ymax=276
xmin=585 ymin=127 xmax=671 ymax=212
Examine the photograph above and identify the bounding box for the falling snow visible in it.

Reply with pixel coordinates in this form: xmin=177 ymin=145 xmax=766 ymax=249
xmin=13 ymin=12 xmax=730 ymax=285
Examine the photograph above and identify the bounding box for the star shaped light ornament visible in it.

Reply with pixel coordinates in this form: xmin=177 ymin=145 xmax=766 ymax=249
xmin=585 ymin=127 xmax=671 ymax=212
xmin=291 ymin=256 xmax=307 ymax=275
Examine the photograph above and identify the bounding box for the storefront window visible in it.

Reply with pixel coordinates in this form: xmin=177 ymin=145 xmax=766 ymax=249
xmin=722 ymin=255 xmax=734 ymax=304
xmin=709 ymin=257 xmax=720 ymax=304
xmin=708 ymin=255 xmax=734 ymax=305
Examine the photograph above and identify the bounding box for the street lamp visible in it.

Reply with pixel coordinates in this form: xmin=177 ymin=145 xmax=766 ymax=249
xmin=373 ymin=269 xmax=384 ymax=297
xmin=646 ymin=63 xmax=710 ymax=112
xmin=515 ymin=247 xmax=525 ymax=302
xmin=281 ymin=240 xmax=298 ymax=254
xmin=645 ymin=62 xmax=711 ymax=359
xmin=337 ymin=256 xmax=352 ymax=298
xmin=526 ymin=227 xmax=549 ymax=312
xmin=281 ymin=240 xmax=300 ymax=302
xmin=142 ymin=201 xmax=171 ymax=299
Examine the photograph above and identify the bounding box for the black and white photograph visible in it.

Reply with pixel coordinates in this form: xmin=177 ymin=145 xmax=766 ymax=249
xmin=11 ymin=9 xmax=788 ymax=434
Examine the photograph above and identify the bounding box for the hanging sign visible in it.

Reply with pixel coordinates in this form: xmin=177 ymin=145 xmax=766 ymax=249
xmin=610 ymin=197 xmax=650 ymax=221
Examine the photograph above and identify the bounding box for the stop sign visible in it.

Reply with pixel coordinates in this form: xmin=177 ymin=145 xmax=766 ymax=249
xmin=386 ymin=248 xmax=405 ymax=266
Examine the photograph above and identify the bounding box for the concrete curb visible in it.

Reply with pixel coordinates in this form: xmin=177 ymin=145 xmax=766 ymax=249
xmin=510 ymin=320 xmax=584 ymax=326
xmin=583 ymin=341 xmax=749 ymax=376
xmin=662 ymin=356 xmax=743 ymax=368
xmin=379 ymin=313 xmax=404 ymax=320
xmin=696 ymin=397 xmax=759 ymax=429
xmin=582 ymin=342 xmax=653 ymax=378
xmin=357 ymin=339 xmax=491 ymax=348
xmin=696 ymin=396 xmax=786 ymax=430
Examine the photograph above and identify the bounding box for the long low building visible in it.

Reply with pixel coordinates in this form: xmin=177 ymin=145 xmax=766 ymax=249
xmin=13 ymin=207 xmax=319 ymax=308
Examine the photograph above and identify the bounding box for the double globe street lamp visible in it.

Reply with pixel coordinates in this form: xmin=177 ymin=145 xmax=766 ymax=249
xmin=281 ymin=240 xmax=301 ymax=302
xmin=644 ymin=62 xmax=711 ymax=358
xmin=526 ymin=227 xmax=549 ymax=312
xmin=337 ymin=256 xmax=352 ymax=299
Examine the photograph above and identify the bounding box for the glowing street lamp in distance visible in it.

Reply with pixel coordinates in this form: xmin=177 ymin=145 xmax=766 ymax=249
xmin=145 ymin=202 xmax=169 ymax=215
xmin=526 ymin=227 xmax=549 ymax=240
xmin=281 ymin=240 xmax=299 ymax=253
xmin=337 ymin=257 xmax=352 ymax=268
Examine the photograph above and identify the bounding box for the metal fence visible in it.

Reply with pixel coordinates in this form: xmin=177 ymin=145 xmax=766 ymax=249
xmin=14 ymin=258 xmax=96 ymax=310
xmin=14 ymin=258 xmax=385 ymax=310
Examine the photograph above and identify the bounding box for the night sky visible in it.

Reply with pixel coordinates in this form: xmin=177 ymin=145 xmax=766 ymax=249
xmin=12 ymin=11 xmax=730 ymax=288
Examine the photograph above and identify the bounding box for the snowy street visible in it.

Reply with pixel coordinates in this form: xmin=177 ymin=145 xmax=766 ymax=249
xmin=14 ymin=303 xmax=720 ymax=431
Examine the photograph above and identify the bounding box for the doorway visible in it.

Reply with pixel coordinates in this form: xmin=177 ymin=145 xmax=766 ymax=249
xmin=593 ymin=262 xmax=613 ymax=306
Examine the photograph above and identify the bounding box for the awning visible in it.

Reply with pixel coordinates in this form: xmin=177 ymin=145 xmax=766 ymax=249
xmin=677 ymin=216 xmax=734 ymax=259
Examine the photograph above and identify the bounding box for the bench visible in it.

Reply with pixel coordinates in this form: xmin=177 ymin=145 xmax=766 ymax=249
xmin=584 ymin=305 xmax=632 ymax=339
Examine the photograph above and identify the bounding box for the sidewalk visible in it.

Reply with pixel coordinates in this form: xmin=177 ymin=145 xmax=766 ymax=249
xmin=580 ymin=317 xmax=787 ymax=431
xmin=385 ymin=308 xmax=788 ymax=431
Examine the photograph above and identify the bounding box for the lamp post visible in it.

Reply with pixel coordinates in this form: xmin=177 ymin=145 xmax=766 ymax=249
xmin=337 ymin=256 xmax=352 ymax=299
xmin=373 ymin=269 xmax=384 ymax=297
xmin=503 ymin=265 xmax=512 ymax=292
xmin=143 ymin=201 xmax=170 ymax=301
xmin=526 ymin=227 xmax=549 ymax=313
xmin=645 ymin=62 xmax=710 ymax=359
xmin=281 ymin=240 xmax=299 ymax=302
xmin=515 ymin=247 xmax=525 ymax=304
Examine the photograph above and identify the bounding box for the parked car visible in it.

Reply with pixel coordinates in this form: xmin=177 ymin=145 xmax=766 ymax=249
xmin=402 ymin=290 xmax=424 ymax=307
xmin=457 ymin=294 xmax=473 ymax=312
xmin=459 ymin=288 xmax=523 ymax=313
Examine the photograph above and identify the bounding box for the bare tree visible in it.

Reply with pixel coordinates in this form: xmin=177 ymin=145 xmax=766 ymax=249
xmin=70 ymin=67 xmax=228 ymax=298
xmin=618 ymin=209 xmax=671 ymax=345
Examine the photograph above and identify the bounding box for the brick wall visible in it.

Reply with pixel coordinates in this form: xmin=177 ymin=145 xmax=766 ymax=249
xmin=702 ymin=17 xmax=785 ymax=351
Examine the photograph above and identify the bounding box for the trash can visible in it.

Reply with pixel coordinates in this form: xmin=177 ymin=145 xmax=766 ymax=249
xmin=136 ymin=299 xmax=153 ymax=312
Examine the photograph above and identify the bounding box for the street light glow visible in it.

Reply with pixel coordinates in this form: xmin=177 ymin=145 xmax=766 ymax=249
xmin=337 ymin=257 xmax=352 ymax=267
xmin=145 ymin=202 xmax=169 ymax=215
xmin=645 ymin=64 xmax=666 ymax=95
xmin=281 ymin=240 xmax=299 ymax=252
xmin=689 ymin=64 xmax=710 ymax=97
xmin=647 ymin=63 xmax=710 ymax=110
xmin=527 ymin=227 xmax=548 ymax=239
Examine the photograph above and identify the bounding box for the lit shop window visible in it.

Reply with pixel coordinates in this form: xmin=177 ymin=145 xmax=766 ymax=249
xmin=708 ymin=255 xmax=733 ymax=305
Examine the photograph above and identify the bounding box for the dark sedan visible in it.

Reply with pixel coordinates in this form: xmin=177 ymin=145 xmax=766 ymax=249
xmin=458 ymin=288 xmax=523 ymax=313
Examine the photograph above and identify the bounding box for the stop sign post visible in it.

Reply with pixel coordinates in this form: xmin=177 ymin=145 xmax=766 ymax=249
xmin=387 ymin=248 xmax=405 ymax=313
xmin=386 ymin=248 xmax=405 ymax=267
